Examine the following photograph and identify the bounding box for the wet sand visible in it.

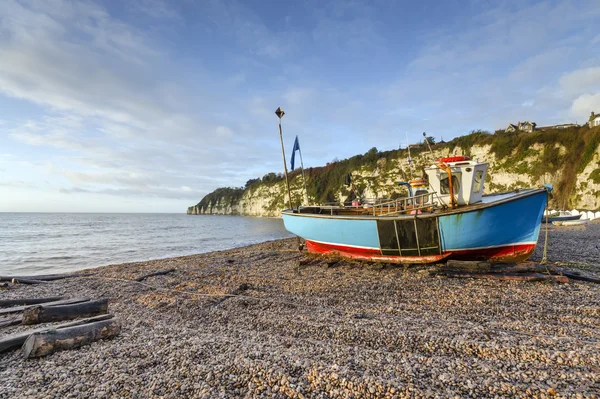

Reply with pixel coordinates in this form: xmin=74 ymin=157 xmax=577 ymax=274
xmin=1 ymin=224 xmax=599 ymax=398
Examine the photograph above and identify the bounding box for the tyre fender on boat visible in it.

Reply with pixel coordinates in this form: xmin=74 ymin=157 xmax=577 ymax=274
xmin=437 ymin=156 xmax=470 ymax=163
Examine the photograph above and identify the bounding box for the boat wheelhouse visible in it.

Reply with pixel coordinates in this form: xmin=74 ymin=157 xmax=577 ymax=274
xmin=282 ymin=156 xmax=549 ymax=264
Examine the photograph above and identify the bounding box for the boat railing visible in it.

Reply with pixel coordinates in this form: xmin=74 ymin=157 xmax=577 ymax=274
xmin=371 ymin=192 xmax=436 ymax=216
xmin=309 ymin=193 xmax=436 ymax=216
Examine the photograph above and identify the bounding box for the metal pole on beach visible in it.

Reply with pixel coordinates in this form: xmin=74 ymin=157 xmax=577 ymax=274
xmin=275 ymin=107 xmax=293 ymax=210
xmin=297 ymin=136 xmax=309 ymax=205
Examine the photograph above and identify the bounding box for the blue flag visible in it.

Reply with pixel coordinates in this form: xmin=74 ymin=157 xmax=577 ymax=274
xmin=290 ymin=135 xmax=300 ymax=171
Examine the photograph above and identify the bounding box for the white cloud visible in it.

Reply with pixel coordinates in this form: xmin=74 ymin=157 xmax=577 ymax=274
xmin=1 ymin=0 xmax=600 ymax=212
xmin=570 ymin=94 xmax=600 ymax=121
xmin=559 ymin=67 xmax=600 ymax=96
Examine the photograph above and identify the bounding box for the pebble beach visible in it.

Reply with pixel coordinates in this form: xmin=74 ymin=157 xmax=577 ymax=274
xmin=1 ymin=224 xmax=599 ymax=398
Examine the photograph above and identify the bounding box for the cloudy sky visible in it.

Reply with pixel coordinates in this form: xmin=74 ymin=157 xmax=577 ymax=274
xmin=1 ymin=0 xmax=599 ymax=212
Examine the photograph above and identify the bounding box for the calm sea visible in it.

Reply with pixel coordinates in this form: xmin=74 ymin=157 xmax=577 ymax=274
xmin=0 ymin=213 xmax=293 ymax=276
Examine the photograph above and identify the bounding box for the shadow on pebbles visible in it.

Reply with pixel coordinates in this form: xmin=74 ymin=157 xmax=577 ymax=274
xmin=1 ymin=227 xmax=600 ymax=398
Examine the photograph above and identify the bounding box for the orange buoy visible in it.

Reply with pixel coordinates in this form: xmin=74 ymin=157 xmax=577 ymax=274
xmin=408 ymin=178 xmax=428 ymax=188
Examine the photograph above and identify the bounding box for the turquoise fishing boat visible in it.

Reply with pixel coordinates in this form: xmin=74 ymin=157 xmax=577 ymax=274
xmin=282 ymin=156 xmax=550 ymax=264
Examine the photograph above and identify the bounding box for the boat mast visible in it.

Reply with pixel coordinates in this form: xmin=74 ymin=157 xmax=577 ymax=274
xmin=275 ymin=107 xmax=293 ymax=210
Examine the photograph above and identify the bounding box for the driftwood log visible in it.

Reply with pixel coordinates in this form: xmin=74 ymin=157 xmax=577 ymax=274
xmin=557 ymin=270 xmax=600 ymax=284
xmin=0 ymin=296 xmax=65 ymax=307
xmin=438 ymin=272 xmax=569 ymax=283
xmin=212 ymin=284 xmax=250 ymax=306
xmin=0 ymin=314 xmax=113 ymax=353
xmin=0 ymin=316 xmax=22 ymax=328
xmin=22 ymin=299 xmax=109 ymax=325
xmin=134 ymin=268 xmax=176 ymax=282
xmin=443 ymin=260 xmax=492 ymax=272
xmin=1 ymin=273 xmax=90 ymax=282
xmin=0 ymin=276 xmax=48 ymax=285
xmin=23 ymin=319 xmax=121 ymax=358
xmin=0 ymin=297 xmax=90 ymax=316
xmin=433 ymin=261 xmax=600 ymax=284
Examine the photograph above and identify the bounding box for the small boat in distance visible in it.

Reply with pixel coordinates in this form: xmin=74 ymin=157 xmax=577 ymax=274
xmin=282 ymin=156 xmax=551 ymax=264
xmin=552 ymin=219 xmax=588 ymax=226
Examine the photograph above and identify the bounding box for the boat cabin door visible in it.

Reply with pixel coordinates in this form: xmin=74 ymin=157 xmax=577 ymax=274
xmin=376 ymin=217 xmax=441 ymax=257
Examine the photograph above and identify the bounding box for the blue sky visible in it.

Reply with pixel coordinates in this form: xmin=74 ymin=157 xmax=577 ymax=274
xmin=1 ymin=0 xmax=599 ymax=212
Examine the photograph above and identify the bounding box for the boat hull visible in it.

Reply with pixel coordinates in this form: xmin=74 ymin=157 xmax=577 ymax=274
xmin=282 ymin=189 xmax=547 ymax=264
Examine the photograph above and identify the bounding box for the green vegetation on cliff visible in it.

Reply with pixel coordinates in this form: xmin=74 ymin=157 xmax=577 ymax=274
xmin=189 ymin=125 xmax=600 ymax=214
xmin=195 ymin=187 xmax=244 ymax=214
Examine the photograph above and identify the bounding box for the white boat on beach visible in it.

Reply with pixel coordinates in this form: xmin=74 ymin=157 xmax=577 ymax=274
xmin=552 ymin=219 xmax=589 ymax=226
xmin=544 ymin=211 xmax=582 ymax=223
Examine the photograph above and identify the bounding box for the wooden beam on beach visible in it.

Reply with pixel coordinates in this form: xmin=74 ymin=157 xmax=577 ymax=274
xmin=212 ymin=284 xmax=250 ymax=306
xmin=0 ymin=296 xmax=65 ymax=307
xmin=0 ymin=316 xmax=22 ymax=328
xmin=134 ymin=268 xmax=176 ymax=282
xmin=0 ymin=297 xmax=90 ymax=316
xmin=23 ymin=318 xmax=121 ymax=358
xmin=556 ymin=270 xmax=600 ymax=284
xmin=490 ymin=264 xmax=557 ymax=274
xmin=0 ymin=276 xmax=48 ymax=285
xmin=442 ymin=260 xmax=492 ymax=272
xmin=1 ymin=273 xmax=91 ymax=281
xmin=22 ymin=298 xmax=109 ymax=325
xmin=0 ymin=314 xmax=113 ymax=353
xmin=437 ymin=272 xmax=569 ymax=283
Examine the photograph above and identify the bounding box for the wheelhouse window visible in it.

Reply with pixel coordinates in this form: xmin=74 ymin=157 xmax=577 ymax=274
xmin=440 ymin=173 xmax=460 ymax=195
xmin=414 ymin=189 xmax=429 ymax=205
xmin=473 ymin=170 xmax=484 ymax=193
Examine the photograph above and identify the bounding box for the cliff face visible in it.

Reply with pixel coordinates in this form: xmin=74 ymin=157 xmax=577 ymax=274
xmin=188 ymin=127 xmax=600 ymax=216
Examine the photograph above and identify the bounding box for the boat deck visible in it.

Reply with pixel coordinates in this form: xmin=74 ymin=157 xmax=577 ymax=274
xmin=294 ymin=189 xmax=538 ymax=219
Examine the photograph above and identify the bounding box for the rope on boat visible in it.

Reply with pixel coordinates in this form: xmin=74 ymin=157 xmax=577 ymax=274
xmin=541 ymin=197 xmax=550 ymax=265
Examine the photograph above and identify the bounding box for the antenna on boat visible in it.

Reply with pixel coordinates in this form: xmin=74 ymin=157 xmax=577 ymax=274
xmin=405 ymin=132 xmax=415 ymax=178
xmin=275 ymin=107 xmax=293 ymax=210
xmin=423 ymin=132 xmax=434 ymax=155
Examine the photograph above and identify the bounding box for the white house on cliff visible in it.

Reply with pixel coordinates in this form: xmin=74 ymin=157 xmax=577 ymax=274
xmin=589 ymin=112 xmax=600 ymax=128
xmin=505 ymin=121 xmax=536 ymax=133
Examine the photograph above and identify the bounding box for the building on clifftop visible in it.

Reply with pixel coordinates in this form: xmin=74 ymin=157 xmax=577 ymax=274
xmin=518 ymin=121 xmax=536 ymax=132
xmin=505 ymin=121 xmax=536 ymax=133
xmin=589 ymin=112 xmax=600 ymax=128
xmin=537 ymin=123 xmax=579 ymax=131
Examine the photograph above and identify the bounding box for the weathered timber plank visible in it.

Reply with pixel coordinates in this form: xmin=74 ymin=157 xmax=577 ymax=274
xmin=0 ymin=297 xmax=65 ymax=307
xmin=439 ymin=272 xmax=569 ymax=283
xmin=0 ymin=277 xmax=48 ymax=285
xmin=23 ymin=319 xmax=121 ymax=358
xmin=0 ymin=314 xmax=113 ymax=353
xmin=22 ymin=299 xmax=109 ymax=325
xmin=1 ymin=273 xmax=91 ymax=281
xmin=0 ymin=297 xmax=90 ymax=316
xmin=134 ymin=268 xmax=176 ymax=282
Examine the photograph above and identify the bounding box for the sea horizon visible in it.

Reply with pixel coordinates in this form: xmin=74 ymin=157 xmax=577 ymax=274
xmin=0 ymin=213 xmax=292 ymax=276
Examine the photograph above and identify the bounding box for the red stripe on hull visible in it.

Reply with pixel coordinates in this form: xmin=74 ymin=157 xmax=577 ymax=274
xmin=305 ymin=240 xmax=450 ymax=264
xmin=305 ymin=240 xmax=536 ymax=264
xmin=449 ymin=244 xmax=536 ymax=263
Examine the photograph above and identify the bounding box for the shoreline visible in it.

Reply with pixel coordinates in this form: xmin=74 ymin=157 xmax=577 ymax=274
xmin=1 ymin=230 xmax=599 ymax=398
